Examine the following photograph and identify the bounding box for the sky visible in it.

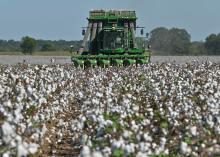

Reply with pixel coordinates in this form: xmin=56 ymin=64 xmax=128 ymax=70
xmin=0 ymin=0 xmax=219 ymax=41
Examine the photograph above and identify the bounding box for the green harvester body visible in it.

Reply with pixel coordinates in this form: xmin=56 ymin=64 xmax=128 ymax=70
xmin=71 ymin=10 xmax=151 ymax=67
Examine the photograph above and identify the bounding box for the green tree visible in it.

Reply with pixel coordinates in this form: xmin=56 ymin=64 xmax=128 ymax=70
xmin=189 ymin=41 xmax=206 ymax=55
xmin=205 ymin=33 xmax=220 ymax=55
xmin=168 ymin=28 xmax=191 ymax=55
xmin=20 ymin=36 xmax=37 ymax=54
xmin=149 ymin=27 xmax=169 ymax=54
xmin=40 ymin=43 xmax=55 ymax=51
xmin=149 ymin=27 xmax=191 ymax=55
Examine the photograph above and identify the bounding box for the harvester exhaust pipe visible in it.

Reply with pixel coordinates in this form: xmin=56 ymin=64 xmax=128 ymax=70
xmin=79 ymin=22 xmax=92 ymax=54
xmin=130 ymin=22 xmax=137 ymax=48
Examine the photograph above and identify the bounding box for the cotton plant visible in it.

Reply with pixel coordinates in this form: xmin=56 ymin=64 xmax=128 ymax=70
xmin=0 ymin=61 xmax=219 ymax=157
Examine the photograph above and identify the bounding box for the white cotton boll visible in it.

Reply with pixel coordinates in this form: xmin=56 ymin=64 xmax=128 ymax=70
xmin=88 ymin=114 xmax=97 ymax=122
xmin=143 ymin=119 xmax=150 ymax=125
xmin=76 ymin=122 xmax=83 ymax=131
xmin=132 ymin=105 xmax=139 ymax=112
xmin=139 ymin=142 xmax=150 ymax=152
xmin=41 ymin=124 xmax=47 ymax=137
xmin=14 ymin=109 xmax=23 ymax=122
xmin=25 ymin=77 xmax=31 ymax=84
xmin=15 ymin=135 xmax=22 ymax=144
xmin=4 ymin=100 xmax=12 ymax=108
xmin=60 ymin=72 xmax=64 ymax=78
xmin=27 ymin=86 xmax=33 ymax=95
xmin=84 ymin=101 xmax=91 ymax=105
xmin=124 ymin=145 xmax=132 ymax=155
xmin=180 ymin=141 xmax=191 ymax=154
xmin=17 ymin=143 xmax=29 ymax=157
xmin=152 ymin=143 xmax=157 ymax=149
xmin=207 ymin=115 xmax=215 ymax=128
xmin=201 ymin=143 xmax=206 ymax=148
xmin=3 ymin=152 xmax=10 ymax=157
xmin=2 ymin=122 xmax=15 ymax=143
xmin=58 ymin=119 xmax=64 ymax=126
xmin=78 ymin=91 xmax=84 ymax=98
xmin=108 ymin=82 xmax=113 ymax=88
xmin=122 ymin=130 xmax=130 ymax=139
xmin=80 ymin=116 xmax=87 ymax=123
xmin=164 ymin=149 xmax=169 ymax=155
xmin=199 ymin=94 xmax=205 ymax=100
xmin=80 ymin=134 xmax=88 ymax=145
xmin=39 ymin=113 xmax=45 ymax=122
xmin=136 ymin=152 xmax=147 ymax=157
xmin=92 ymin=98 xmax=100 ymax=105
xmin=105 ymin=120 xmax=113 ymax=127
xmin=112 ymin=141 xmax=122 ymax=149
xmin=19 ymin=88 xmax=26 ymax=96
xmin=34 ymin=66 xmax=39 ymax=71
xmin=128 ymin=143 xmax=135 ymax=153
xmin=136 ymin=133 xmax=142 ymax=142
xmin=214 ymin=92 xmax=220 ymax=99
xmin=38 ymin=97 xmax=47 ymax=104
xmin=102 ymin=146 xmax=111 ymax=156
xmin=80 ymin=145 xmax=91 ymax=157
xmin=16 ymin=96 xmax=23 ymax=103
xmin=32 ymin=93 xmax=39 ymax=100
xmin=123 ymin=98 xmax=130 ymax=105
xmin=31 ymin=133 xmax=40 ymax=141
xmin=126 ymin=94 xmax=132 ymax=98
xmin=142 ymin=133 xmax=152 ymax=142
xmin=190 ymin=126 xmax=197 ymax=136
xmin=10 ymin=140 xmax=17 ymax=147
xmin=97 ymin=115 xmax=105 ymax=125
xmin=87 ymin=140 xmax=92 ymax=147
xmin=214 ymin=126 xmax=220 ymax=135
xmin=121 ymin=113 xmax=127 ymax=119
xmin=92 ymin=151 xmax=103 ymax=157
xmin=160 ymin=137 xmax=166 ymax=146
xmin=131 ymin=124 xmax=139 ymax=133
xmin=107 ymin=98 xmax=112 ymax=103
xmin=154 ymin=146 xmax=164 ymax=155
xmin=28 ymin=143 xmax=39 ymax=154
xmin=131 ymin=120 xmax=135 ymax=126
xmin=96 ymin=92 xmax=103 ymax=98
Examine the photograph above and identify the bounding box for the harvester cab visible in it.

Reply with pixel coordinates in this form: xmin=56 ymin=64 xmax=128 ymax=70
xmin=71 ymin=10 xmax=151 ymax=68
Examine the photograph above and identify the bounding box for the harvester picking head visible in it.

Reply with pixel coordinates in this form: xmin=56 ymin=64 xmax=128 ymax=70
xmin=71 ymin=10 xmax=151 ymax=68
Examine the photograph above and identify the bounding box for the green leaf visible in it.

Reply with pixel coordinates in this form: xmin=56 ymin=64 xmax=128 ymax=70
xmin=113 ymin=148 xmax=124 ymax=157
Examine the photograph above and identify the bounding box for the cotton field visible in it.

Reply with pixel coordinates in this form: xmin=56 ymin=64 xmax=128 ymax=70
xmin=0 ymin=61 xmax=220 ymax=157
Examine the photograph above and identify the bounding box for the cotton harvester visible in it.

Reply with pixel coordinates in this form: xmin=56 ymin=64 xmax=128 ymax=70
xmin=71 ymin=10 xmax=151 ymax=68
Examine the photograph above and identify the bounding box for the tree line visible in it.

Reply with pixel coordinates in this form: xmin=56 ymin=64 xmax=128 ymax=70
xmin=0 ymin=38 xmax=82 ymax=54
xmin=0 ymin=27 xmax=219 ymax=55
xmin=148 ymin=27 xmax=220 ymax=55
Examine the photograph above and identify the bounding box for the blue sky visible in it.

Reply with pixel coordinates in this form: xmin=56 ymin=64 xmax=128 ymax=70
xmin=0 ymin=0 xmax=219 ymax=41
